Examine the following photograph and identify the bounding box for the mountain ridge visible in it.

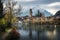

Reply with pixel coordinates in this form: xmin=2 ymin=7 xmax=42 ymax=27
xmin=54 ymin=10 xmax=60 ymax=17
xmin=19 ymin=8 xmax=53 ymax=17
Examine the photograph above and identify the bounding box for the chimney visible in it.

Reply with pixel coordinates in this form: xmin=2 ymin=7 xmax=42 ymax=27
xmin=30 ymin=9 xmax=32 ymax=17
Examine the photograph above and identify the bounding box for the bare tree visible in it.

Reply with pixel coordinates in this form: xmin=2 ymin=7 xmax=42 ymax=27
xmin=3 ymin=0 xmax=22 ymax=28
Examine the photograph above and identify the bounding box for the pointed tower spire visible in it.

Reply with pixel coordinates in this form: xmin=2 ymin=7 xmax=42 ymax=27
xmin=38 ymin=10 xmax=40 ymax=17
xmin=30 ymin=9 xmax=32 ymax=17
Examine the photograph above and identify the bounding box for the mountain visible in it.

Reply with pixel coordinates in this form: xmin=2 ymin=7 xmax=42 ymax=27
xmin=33 ymin=8 xmax=52 ymax=17
xmin=54 ymin=10 xmax=60 ymax=17
xmin=20 ymin=8 xmax=53 ymax=17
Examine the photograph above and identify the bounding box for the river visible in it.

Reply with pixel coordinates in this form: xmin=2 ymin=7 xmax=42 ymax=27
xmin=16 ymin=23 xmax=60 ymax=40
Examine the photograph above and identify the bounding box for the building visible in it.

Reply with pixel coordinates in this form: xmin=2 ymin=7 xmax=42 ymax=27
xmin=23 ymin=9 xmax=46 ymax=23
xmin=29 ymin=9 xmax=32 ymax=17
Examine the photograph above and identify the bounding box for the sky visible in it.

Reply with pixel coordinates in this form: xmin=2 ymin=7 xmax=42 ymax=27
xmin=13 ymin=0 xmax=60 ymax=15
xmin=3 ymin=0 xmax=60 ymax=15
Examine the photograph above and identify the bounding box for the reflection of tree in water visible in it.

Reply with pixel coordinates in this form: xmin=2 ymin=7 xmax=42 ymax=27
xmin=46 ymin=25 xmax=55 ymax=31
xmin=22 ymin=22 xmax=60 ymax=40
xmin=5 ymin=28 xmax=20 ymax=40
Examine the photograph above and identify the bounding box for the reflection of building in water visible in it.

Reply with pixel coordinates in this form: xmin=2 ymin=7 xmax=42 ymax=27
xmin=46 ymin=29 xmax=56 ymax=39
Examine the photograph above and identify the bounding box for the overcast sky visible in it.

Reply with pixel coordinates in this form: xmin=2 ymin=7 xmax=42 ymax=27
xmin=4 ymin=0 xmax=60 ymax=15
xmin=15 ymin=0 xmax=60 ymax=15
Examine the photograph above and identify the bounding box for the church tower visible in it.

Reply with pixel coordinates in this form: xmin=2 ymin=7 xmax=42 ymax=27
xmin=30 ymin=9 xmax=32 ymax=17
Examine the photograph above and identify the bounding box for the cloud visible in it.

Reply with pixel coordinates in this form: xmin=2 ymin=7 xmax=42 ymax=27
xmin=13 ymin=2 xmax=60 ymax=15
xmin=40 ymin=7 xmax=59 ymax=15
xmin=14 ymin=0 xmax=35 ymax=2
xmin=21 ymin=3 xmax=60 ymax=15
xmin=3 ymin=0 xmax=60 ymax=15
xmin=36 ymin=0 xmax=60 ymax=4
xmin=35 ymin=2 xmax=60 ymax=15
xmin=45 ymin=9 xmax=59 ymax=15
xmin=14 ymin=5 xmax=19 ymax=9
xmin=47 ymin=2 xmax=60 ymax=7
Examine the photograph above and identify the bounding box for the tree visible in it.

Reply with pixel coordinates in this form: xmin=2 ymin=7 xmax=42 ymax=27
xmin=0 ymin=0 xmax=6 ymax=32
xmin=0 ymin=0 xmax=4 ymax=19
xmin=0 ymin=0 xmax=22 ymax=32
xmin=3 ymin=0 xmax=22 ymax=28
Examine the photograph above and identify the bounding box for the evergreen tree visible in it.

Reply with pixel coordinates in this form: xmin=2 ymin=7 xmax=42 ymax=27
xmin=0 ymin=0 xmax=4 ymax=19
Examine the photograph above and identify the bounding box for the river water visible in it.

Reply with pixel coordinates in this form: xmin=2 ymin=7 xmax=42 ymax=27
xmin=16 ymin=24 xmax=60 ymax=40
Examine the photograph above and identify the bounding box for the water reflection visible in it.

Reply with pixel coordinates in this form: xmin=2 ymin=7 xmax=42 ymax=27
xmin=7 ymin=24 xmax=60 ymax=40
xmin=46 ymin=29 xmax=57 ymax=39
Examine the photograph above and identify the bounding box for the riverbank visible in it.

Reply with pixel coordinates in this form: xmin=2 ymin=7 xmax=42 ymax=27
xmin=0 ymin=28 xmax=20 ymax=40
xmin=0 ymin=29 xmax=12 ymax=40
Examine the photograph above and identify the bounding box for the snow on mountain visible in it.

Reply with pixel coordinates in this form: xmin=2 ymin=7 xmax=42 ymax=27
xmin=17 ymin=8 xmax=53 ymax=17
